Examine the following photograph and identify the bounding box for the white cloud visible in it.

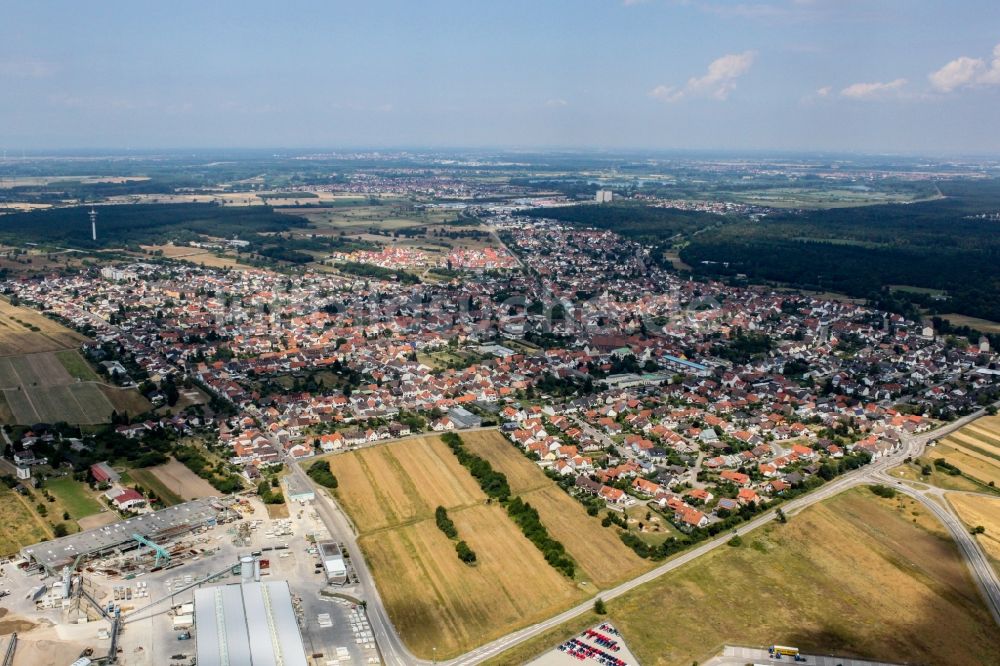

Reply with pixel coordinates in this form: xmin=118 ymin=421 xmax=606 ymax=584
xmin=930 ymin=43 xmax=1000 ymax=92
xmin=650 ymin=50 xmax=756 ymax=102
xmin=0 ymin=58 xmax=55 ymax=78
xmin=544 ymin=98 xmax=568 ymax=108
xmin=816 ymin=85 xmax=832 ymax=97
xmin=840 ymin=78 xmax=907 ymax=99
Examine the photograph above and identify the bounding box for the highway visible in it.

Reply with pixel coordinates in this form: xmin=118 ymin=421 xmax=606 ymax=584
xmin=292 ymin=404 xmax=1000 ymax=666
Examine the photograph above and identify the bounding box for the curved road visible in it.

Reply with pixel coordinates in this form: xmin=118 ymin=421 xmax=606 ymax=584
xmin=294 ymin=404 xmax=1000 ymax=666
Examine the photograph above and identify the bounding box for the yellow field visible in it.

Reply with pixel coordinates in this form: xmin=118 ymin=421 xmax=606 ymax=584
xmin=326 ymin=435 xmax=484 ymax=533
xmin=487 ymin=488 xmax=1000 ymax=666
xmin=0 ymin=298 xmax=87 ymax=356
xmin=0 ymin=486 xmax=52 ymax=556
xmin=947 ymin=493 xmax=1000 ymax=576
xmin=360 ymin=504 xmax=586 ymax=658
xmin=462 ymin=430 xmax=653 ymax=587
xmin=927 ymin=416 xmax=1000 ymax=487
xmin=327 ymin=432 xmax=646 ymax=659
xmin=461 ymin=430 xmax=551 ymax=494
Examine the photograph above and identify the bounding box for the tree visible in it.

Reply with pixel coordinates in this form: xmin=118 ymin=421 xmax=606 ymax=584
xmin=53 ymin=523 xmax=69 ymax=538
xmin=971 ymin=525 xmax=986 ymax=535
xmin=776 ymin=508 xmax=787 ymax=524
xmin=455 ymin=540 xmax=477 ymax=564
xmin=593 ymin=598 xmax=607 ymax=615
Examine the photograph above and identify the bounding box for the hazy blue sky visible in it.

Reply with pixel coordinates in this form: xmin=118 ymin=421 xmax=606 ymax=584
xmin=2 ymin=0 xmax=999 ymax=154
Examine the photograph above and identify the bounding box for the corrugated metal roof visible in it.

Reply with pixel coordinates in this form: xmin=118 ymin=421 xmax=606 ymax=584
xmin=195 ymin=581 xmax=308 ymax=666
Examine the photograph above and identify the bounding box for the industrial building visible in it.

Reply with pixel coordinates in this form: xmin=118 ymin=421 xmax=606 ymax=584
xmin=318 ymin=541 xmax=347 ymax=583
xmin=195 ymin=581 xmax=309 ymax=666
xmin=283 ymin=473 xmax=315 ymax=503
xmin=20 ymin=498 xmax=221 ymax=574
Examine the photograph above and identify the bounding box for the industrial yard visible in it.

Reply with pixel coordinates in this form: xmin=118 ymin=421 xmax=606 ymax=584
xmin=0 ymin=492 xmax=378 ymax=666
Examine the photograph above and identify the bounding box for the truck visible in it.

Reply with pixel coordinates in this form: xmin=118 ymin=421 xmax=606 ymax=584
xmin=172 ymin=614 xmax=194 ymax=630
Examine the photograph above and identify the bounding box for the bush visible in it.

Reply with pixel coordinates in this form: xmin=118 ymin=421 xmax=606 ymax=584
xmin=455 ymin=540 xmax=477 ymax=564
xmin=307 ymin=460 xmax=339 ymax=488
xmin=594 ymin=598 xmax=607 ymax=615
xmin=507 ymin=496 xmax=575 ymax=577
xmin=869 ymin=484 xmax=897 ymax=498
xmin=933 ymin=458 xmax=962 ymax=476
xmin=53 ymin=523 xmax=68 ymax=538
xmin=728 ymin=535 xmax=743 ymax=547
xmin=435 ymin=506 xmax=458 ymax=539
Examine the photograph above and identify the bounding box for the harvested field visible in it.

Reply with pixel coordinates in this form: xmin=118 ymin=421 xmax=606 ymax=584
xmin=328 ymin=433 xmax=601 ymax=659
xmin=462 ymin=430 xmax=653 ymax=587
xmin=99 ymin=385 xmax=152 ymax=418
xmin=0 ymin=298 xmax=86 ymax=356
xmin=486 ymin=488 xmax=1000 ymax=666
xmin=926 ymin=416 xmax=1000 ymax=487
xmin=326 ymin=435 xmax=484 ymax=533
xmin=888 ymin=457 xmax=992 ymax=493
xmin=461 ymin=429 xmax=551 ymax=494
xmin=359 ymin=503 xmax=586 ymax=659
xmin=947 ymin=493 xmax=1000 ymax=576
xmin=136 ymin=457 xmax=218 ymax=502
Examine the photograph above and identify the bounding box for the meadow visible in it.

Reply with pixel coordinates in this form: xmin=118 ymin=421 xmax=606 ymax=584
xmin=487 ymin=488 xmax=1000 ymax=666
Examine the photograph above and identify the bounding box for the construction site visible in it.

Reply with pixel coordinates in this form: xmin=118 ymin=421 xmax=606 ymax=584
xmin=0 ymin=494 xmax=379 ymax=666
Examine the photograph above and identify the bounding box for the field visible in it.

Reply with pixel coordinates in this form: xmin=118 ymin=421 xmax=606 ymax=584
xmin=937 ymin=313 xmax=1000 ymax=334
xmin=888 ymin=457 xmax=993 ymax=493
xmin=947 ymin=493 xmax=1000 ymax=576
xmin=325 ymin=434 xmax=596 ymax=658
xmin=0 ymin=298 xmax=86 ymax=356
xmin=0 ymin=486 xmax=51 ymax=556
xmin=45 ymin=477 xmax=103 ymax=520
xmin=0 ymin=346 xmax=147 ymax=424
xmin=132 ymin=457 xmax=218 ymax=504
xmin=487 ymin=488 xmax=1000 ymax=666
xmin=931 ymin=416 xmax=1000 ymax=487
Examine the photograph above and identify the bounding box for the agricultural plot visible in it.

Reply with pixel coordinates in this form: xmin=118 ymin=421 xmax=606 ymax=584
xmin=932 ymin=416 xmax=1000 ymax=487
xmin=133 ymin=458 xmax=218 ymax=503
xmin=327 ymin=433 xmax=596 ymax=659
xmin=0 ymin=348 xmax=144 ymax=425
xmin=326 ymin=435 xmax=484 ymax=533
xmin=461 ymin=430 xmax=654 ymax=588
xmin=359 ymin=504 xmax=585 ymax=658
xmin=487 ymin=489 xmax=1000 ymax=666
xmin=947 ymin=493 xmax=1000 ymax=577
xmin=0 ymin=298 xmax=86 ymax=356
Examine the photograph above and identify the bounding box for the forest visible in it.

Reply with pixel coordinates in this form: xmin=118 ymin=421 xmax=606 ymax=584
xmin=0 ymin=203 xmax=306 ymax=248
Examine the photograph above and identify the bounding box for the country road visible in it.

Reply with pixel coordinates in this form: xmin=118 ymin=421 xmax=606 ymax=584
xmin=292 ymin=403 xmax=1000 ymax=666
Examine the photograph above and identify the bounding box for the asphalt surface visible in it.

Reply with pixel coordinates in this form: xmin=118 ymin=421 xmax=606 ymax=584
xmin=293 ymin=404 xmax=1000 ymax=666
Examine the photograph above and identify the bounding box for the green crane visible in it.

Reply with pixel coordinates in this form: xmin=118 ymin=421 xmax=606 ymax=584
xmin=132 ymin=533 xmax=170 ymax=568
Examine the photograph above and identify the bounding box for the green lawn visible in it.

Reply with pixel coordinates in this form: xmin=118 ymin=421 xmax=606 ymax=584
xmin=55 ymin=349 xmax=101 ymax=382
xmin=45 ymin=476 xmax=103 ymax=519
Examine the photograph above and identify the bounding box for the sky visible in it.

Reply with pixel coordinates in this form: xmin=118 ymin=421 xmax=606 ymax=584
xmin=1 ymin=0 xmax=999 ymax=154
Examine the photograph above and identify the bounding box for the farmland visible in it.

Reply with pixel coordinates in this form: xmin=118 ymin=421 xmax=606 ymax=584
xmin=929 ymin=415 xmax=1000 ymax=487
xmin=324 ymin=434 xmax=593 ymax=658
xmin=0 ymin=344 xmax=147 ymax=424
xmin=130 ymin=457 xmax=217 ymax=505
xmin=948 ymin=493 xmax=1000 ymax=576
xmin=0 ymin=297 xmax=86 ymax=356
xmin=486 ymin=488 xmax=1000 ymax=666
xmin=461 ymin=430 xmax=654 ymax=588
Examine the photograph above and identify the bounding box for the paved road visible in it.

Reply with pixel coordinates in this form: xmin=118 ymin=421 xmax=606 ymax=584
xmin=293 ymin=405 xmax=1000 ymax=666
xmin=707 ymin=644 xmax=907 ymax=666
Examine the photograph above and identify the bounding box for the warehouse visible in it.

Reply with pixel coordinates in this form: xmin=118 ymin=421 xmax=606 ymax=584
xmin=195 ymin=581 xmax=309 ymax=666
xmin=318 ymin=541 xmax=347 ymax=583
xmin=20 ymin=498 xmax=220 ymax=574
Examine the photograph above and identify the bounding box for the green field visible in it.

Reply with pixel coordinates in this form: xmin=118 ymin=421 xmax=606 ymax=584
xmin=55 ymin=349 xmax=101 ymax=381
xmin=486 ymin=488 xmax=1000 ymax=666
xmin=45 ymin=476 xmax=103 ymax=519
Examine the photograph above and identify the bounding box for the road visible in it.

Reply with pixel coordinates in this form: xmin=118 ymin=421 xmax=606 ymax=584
xmin=291 ymin=404 xmax=1000 ymax=666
